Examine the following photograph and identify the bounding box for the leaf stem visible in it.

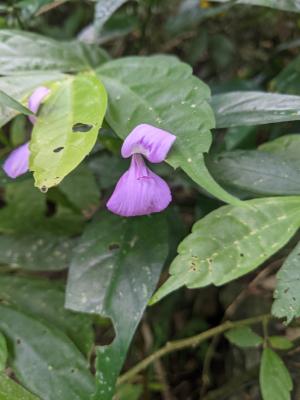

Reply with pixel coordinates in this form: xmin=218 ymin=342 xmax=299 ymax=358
xmin=117 ymin=314 xmax=271 ymax=385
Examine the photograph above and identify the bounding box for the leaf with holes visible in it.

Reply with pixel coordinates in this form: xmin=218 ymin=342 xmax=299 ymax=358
xmin=0 ymin=305 xmax=95 ymax=400
xmin=151 ymin=197 xmax=300 ymax=303
xmin=65 ymin=211 xmax=169 ymax=400
xmin=272 ymin=240 xmax=300 ymax=323
xmin=260 ymin=348 xmax=293 ymax=400
xmin=211 ymin=92 xmax=300 ymax=128
xmin=97 ymin=55 xmax=240 ymax=205
xmin=30 ymin=73 xmax=107 ymax=190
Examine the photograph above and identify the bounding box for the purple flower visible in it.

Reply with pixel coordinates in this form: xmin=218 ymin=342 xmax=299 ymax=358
xmin=107 ymin=124 xmax=176 ymax=217
xmin=3 ymin=142 xmax=30 ymax=179
xmin=2 ymin=86 xmax=50 ymax=179
xmin=28 ymin=86 xmax=50 ymax=124
xmin=121 ymin=124 xmax=176 ymax=163
xmin=107 ymin=154 xmax=171 ymax=217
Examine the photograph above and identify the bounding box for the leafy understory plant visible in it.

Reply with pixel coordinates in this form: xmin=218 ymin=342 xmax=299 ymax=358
xmin=0 ymin=1 xmax=300 ymax=399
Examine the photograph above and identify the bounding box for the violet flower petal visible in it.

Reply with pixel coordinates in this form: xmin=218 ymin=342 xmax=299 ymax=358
xmin=3 ymin=142 xmax=30 ymax=179
xmin=121 ymin=124 xmax=176 ymax=163
xmin=107 ymin=154 xmax=171 ymax=217
xmin=28 ymin=86 xmax=50 ymax=124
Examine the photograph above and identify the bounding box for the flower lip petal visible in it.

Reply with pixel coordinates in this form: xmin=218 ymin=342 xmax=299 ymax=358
xmin=3 ymin=142 xmax=30 ymax=179
xmin=121 ymin=124 xmax=176 ymax=163
xmin=28 ymin=86 xmax=50 ymax=124
xmin=107 ymin=154 xmax=171 ymax=217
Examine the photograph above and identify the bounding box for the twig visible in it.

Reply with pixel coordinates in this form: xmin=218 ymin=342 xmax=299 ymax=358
xmin=36 ymin=0 xmax=67 ymax=16
xmin=141 ymin=322 xmax=173 ymax=400
xmin=200 ymin=257 xmax=283 ymax=396
xmin=117 ymin=314 xmax=270 ymax=386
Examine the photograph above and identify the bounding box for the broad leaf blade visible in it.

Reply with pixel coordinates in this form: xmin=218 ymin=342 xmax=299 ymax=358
xmin=0 ymin=90 xmax=33 ymax=116
xmin=0 ymin=30 xmax=108 ymax=74
xmin=151 ymin=197 xmax=300 ymax=303
xmin=269 ymin=336 xmax=293 ymax=350
xmin=225 ymin=327 xmax=263 ymax=348
xmin=0 ymin=334 xmax=7 ymax=372
xmin=260 ymin=348 xmax=293 ymax=400
xmin=207 ymin=150 xmax=300 ymax=196
xmin=210 ymin=0 xmax=300 ymax=12
xmin=0 ymin=305 xmax=95 ymax=400
xmin=211 ymin=92 xmax=300 ymax=128
xmin=272 ymin=240 xmax=300 ymax=323
xmin=30 ymin=74 xmax=107 ymax=190
xmin=0 ymin=72 xmax=64 ymax=128
xmin=272 ymin=55 xmax=300 ymax=94
xmin=94 ymin=0 xmax=130 ymax=32
xmin=0 ymin=374 xmax=39 ymax=400
xmin=259 ymin=134 xmax=300 ymax=160
xmin=0 ymin=275 xmax=93 ymax=355
xmin=65 ymin=212 xmax=169 ymax=400
xmin=97 ymin=56 xmax=240 ymax=205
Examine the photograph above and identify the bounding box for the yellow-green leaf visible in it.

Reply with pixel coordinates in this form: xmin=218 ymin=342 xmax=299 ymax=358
xmin=30 ymin=73 xmax=107 ymax=190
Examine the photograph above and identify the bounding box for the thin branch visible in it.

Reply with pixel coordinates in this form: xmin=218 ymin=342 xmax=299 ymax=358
xmin=200 ymin=257 xmax=283 ymax=396
xmin=117 ymin=314 xmax=270 ymax=386
xmin=36 ymin=0 xmax=67 ymax=16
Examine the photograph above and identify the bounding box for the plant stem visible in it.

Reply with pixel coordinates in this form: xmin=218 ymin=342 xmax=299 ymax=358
xmin=117 ymin=314 xmax=271 ymax=385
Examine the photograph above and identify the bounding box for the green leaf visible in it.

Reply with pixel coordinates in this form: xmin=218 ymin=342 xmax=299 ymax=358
xmin=260 ymin=348 xmax=293 ymax=400
xmin=211 ymin=92 xmax=300 ymax=128
xmin=259 ymin=134 xmax=300 ymax=160
xmin=272 ymin=56 xmax=300 ymax=94
xmin=58 ymin=164 xmax=100 ymax=213
xmin=210 ymin=0 xmax=300 ymax=12
xmin=0 ymin=305 xmax=95 ymax=400
xmin=0 ymin=179 xmax=82 ymax=270
xmin=0 ymin=374 xmax=39 ymax=400
xmin=30 ymin=73 xmax=107 ymax=190
xmin=0 ymin=233 xmax=76 ymax=271
xmin=0 ymin=334 xmax=7 ymax=372
xmin=269 ymin=336 xmax=293 ymax=350
xmin=0 ymin=90 xmax=33 ymax=116
xmin=151 ymin=197 xmax=300 ymax=303
xmin=97 ymin=56 xmax=240 ymax=205
xmin=0 ymin=275 xmax=93 ymax=355
xmin=225 ymin=327 xmax=263 ymax=348
xmin=0 ymin=30 xmax=108 ymax=74
xmin=94 ymin=0 xmax=130 ymax=32
xmin=0 ymin=72 xmax=64 ymax=128
xmin=65 ymin=212 xmax=169 ymax=400
xmin=272 ymin=240 xmax=300 ymax=323
xmin=0 ymin=180 xmax=83 ymax=235
xmin=115 ymin=384 xmax=143 ymax=400
xmin=207 ymin=150 xmax=300 ymax=196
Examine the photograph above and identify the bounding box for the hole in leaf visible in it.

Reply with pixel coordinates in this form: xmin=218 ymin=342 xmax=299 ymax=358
xmin=240 ymin=253 xmax=244 ymax=257
xmin=96 ymin=317 xmax=116 ymax=346
xmin=72 ymin=123 xmax=93 ymax=132
xmin=53 ymin=146 xmax=64 ymax=153
xmin=109 ymin=243 xmax=120 ymax=251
